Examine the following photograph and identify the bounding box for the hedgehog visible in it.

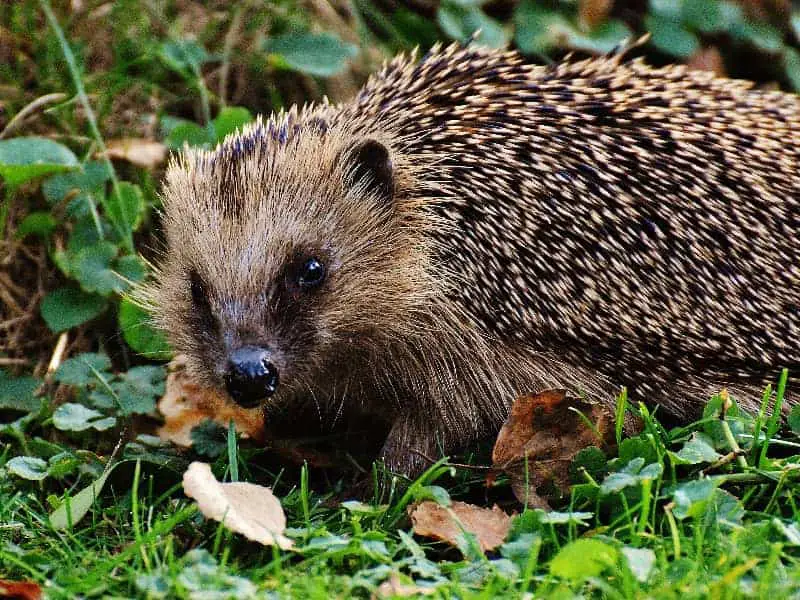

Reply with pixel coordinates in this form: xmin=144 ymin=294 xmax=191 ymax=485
xmin=149 ymin=42 xmax=800 ymax=475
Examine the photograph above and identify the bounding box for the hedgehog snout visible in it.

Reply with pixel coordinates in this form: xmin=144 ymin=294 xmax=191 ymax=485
xmin=224 ymin=345 xmax=280 ymax=408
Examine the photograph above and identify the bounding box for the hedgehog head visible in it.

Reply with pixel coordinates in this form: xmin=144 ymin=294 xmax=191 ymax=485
xmin=151 ymin=114 xmax=434 ymax=409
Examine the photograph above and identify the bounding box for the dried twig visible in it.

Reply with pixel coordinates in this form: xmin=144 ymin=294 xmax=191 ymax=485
xmin=219 ymin=7 xmax=243 ymax=107
xmin=409 ymin=449 xmax=491 ymax=471
xmin=0 ymin=357 xmax=30 ymax=366
xmin=46 ymin=332 xmax=69 ymax=378
xmin=0 ymin=92 xmax=67 ymax=139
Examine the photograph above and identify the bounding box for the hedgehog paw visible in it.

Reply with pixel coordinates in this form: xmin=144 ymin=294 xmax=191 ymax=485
xmin=379 ymin=417 xmax=444 ymax=478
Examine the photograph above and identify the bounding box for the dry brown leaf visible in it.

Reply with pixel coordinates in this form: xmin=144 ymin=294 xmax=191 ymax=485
xmin=579 ymin=0 xmax=614 ymax=30
xmin=373 ymin=574 xmax=435 ymax=598
xmin=0 ymin=579 xmax=42 ymax=600
xmin=687 ymin=47 xmax=727 ymax=77
xmin=409 ymin=501 xmax=512 ymax=553
xmin=491 ymin=389 xmax=626 ymax=507
xmin=104 ymin=138 xmax=167 ymax=169
xmin=182 ymin=462 xmax=293 ymax=549
xmin=736 ymin=0 xmax=790 ymax=22
xmin=157 ymin=355 xmax=264 ymax=447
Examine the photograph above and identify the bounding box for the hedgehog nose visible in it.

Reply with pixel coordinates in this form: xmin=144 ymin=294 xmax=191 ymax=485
xmin=224 ymin=346 xmax=279 ymax=408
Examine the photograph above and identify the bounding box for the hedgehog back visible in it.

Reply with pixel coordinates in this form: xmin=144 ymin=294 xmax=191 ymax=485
xmin=334 ymin=44 xmax=800 ymax=413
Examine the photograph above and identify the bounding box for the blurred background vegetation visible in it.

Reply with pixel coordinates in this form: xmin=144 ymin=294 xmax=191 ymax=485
xmin=1 ymin=0 xmax=800 ymax=376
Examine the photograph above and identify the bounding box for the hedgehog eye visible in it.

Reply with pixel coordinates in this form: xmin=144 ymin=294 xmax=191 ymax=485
xmin=297 ymin=258 xmax=326 ymax=289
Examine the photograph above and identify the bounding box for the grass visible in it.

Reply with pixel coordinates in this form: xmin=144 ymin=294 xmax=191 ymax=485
xmin=2 ymin=1 xmax=800 ymax=598
xmin=3 ymin=368 xmax=800 ymax=598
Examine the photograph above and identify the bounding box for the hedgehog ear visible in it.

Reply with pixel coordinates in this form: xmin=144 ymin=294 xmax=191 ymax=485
xmin=343 ymin=139 xmax=394 ymax=203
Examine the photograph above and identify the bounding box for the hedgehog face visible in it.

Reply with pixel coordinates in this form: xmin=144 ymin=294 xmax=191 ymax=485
xmin=179 ymin=242 xmax=336 ymax=408
xmin=151 ymin=118 xmax=431 ymax=411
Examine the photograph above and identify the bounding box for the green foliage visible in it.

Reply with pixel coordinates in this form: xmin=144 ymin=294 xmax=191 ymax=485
xmin=40 ymin=287 xmax=109 ymax=332
xmin=6 ymin=450 xmax=84 ymax=483
xmin=158 ymin=39 xmax=212 ymax=79
xmin=6 ymin=455 xmax=49 ymax=480
xmin=15 ymin=211 xmax=57 ymax=239
xmin=163 ymin=106 xmax=254 ymax=150
xmin=42 ymin=160 xmax=113 ymax=213
xmin=118 ymin=299 xmax=172 ymax=359
xmin=54 ymin=352 xmax=112 ymax=385
xmin=4 ymin=381 xmax=800 ymax=596
xmin=53 ymin=351 xmax=165 ymax=418
xmin=644 ymin=0 xmax=796 ymax=79
xmin=190 ymin=420 xmax=228 ymax=459
xmin=789 ymin=405 xmax=800 ymax=434
xmin=569 ymin=445 xmax=608 ymax=482
xmin=671 ymin=432 xmax=722 ymax=464
xmin=0 ymin=137 xmax=79 ymax=187
xmin=437 ymin=0 xmax=508 ymax=49
xmin=264 ymin=32 xmax=358 ymax=77
xmin=549 ymin=538 xmax=618 ymax=580
xmin=622 ymin=546 xmax=656 ymax=583
xmin=106 ymin=182 xmax=145 ymax=239
xmin=111 ymin=365 xmax=165 ymax=415
xmin=162 ymin=118 xmax=213 ymax=149
xmin=70 ymin=242 xmax=126 ymax=295
xmin=599 ymin=456 xmax=663 ymax=494
xmin=671 ymin=478 xmax=718 ymax=519
xmin=5 ymin=135 xmax=153 ymax=339
xmin=0 ymin=369 xmax=41 ymax=412
xmin=53 ymin=403 xmax=116 ymax=432
xmin=49 ymin=464 xmax=115 ymax=530
xmin=645 ymin=4 xmax=701 ymax=58
xmin=212 ymin=106 xmax=255 ymax=141
xmin=514 ymin=0 xmax=632 ymax=57
xmin=8 ymin=147 xmax=152 ymax=341
xmin=137 ymin=549 xmax=259 ymax=598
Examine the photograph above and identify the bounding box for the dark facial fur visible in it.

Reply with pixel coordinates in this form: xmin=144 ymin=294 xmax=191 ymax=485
xmin=147 ymin=43 xmax=800 ymax=475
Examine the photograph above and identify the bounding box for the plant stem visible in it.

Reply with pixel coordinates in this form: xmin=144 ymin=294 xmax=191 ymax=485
xmin=39 ymin=0 xmax=133 ymax=252
xmin=720 ymin=418 xmax=749 ymax=470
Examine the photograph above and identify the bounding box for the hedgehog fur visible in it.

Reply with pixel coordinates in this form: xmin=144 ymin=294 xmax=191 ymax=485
xmin=149 ymin=42 xmax=800 ymax=475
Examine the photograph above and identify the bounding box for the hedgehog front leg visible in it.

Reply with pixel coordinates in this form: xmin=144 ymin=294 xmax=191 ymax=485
xmin=380 ymin=414 xmax=443 ymax=477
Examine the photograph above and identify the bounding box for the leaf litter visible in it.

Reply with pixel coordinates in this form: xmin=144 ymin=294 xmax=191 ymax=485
xmin=409 ymin=500 xmax=513 ymax=553
xmin=491 ymin=389 xmax=637 ymax=506
xmin=157 ymin=355 xmax=264 ymax=447
xmin=182 ymin=461 xmax=293 ymax=550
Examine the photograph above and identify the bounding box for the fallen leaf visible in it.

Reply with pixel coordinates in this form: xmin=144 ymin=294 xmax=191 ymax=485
xmin=104 ymin=138 xmax=167 ymax=169
xmin=491 ymin=389 xmax=628 ymax=506
xmin=0 ymin=580 xmax=42 ymax=600
xmin=579 ymin=0 xmax=614 ymax=30
xmin=736 ymin=0 xmax=790 ymax=22
xmin=409 ymin=500 xmax=512 ymax=553
xmin=373 ymin=574 xmax=434 ymax=598
xmin=687 ymin=46 xmax=726 ymax=77
xmin=182 ymin=461 xmax=293 ymax=549
xmin=157 ymin=355 xmax=264 ymax=446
